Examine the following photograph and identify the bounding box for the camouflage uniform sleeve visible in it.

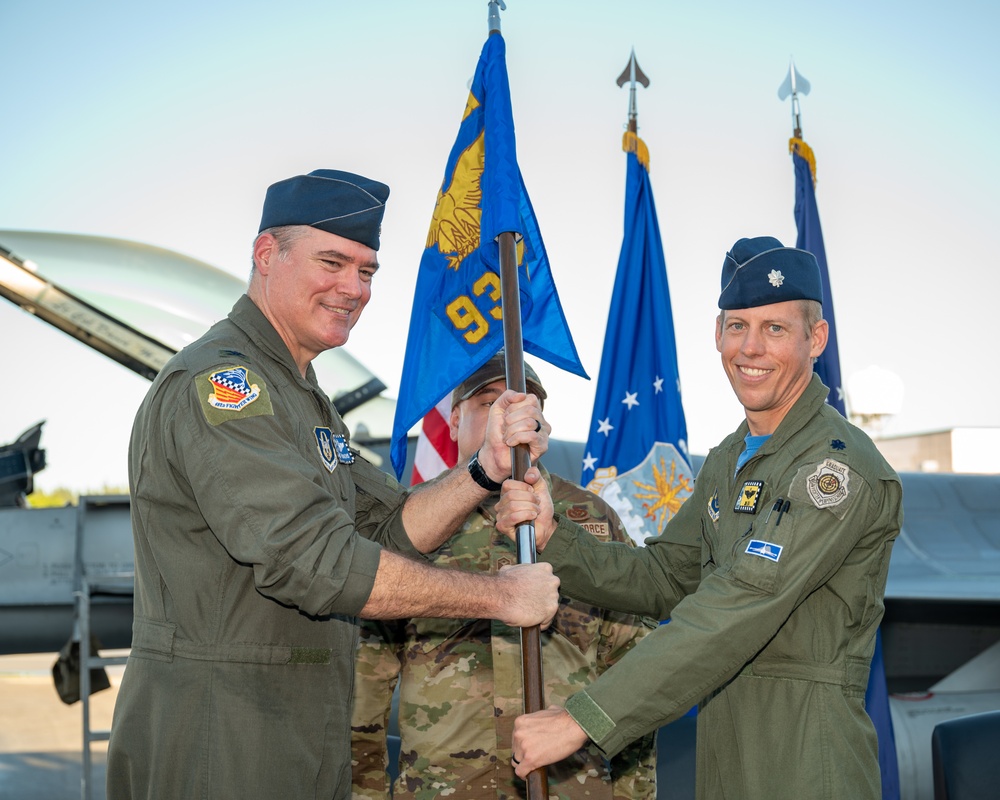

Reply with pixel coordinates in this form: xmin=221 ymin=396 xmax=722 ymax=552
xmin=351 ymin=619 xmax=405 ymax=800
xmin=600 ymin=607 xmax=659 ymax=800
xmin=603 ymin=606 xmax=659 ymax=800
xmin=595 ymin=497 xmax=659 ymax=800
xmin=552 ymin=475 xmax=659 ymax=799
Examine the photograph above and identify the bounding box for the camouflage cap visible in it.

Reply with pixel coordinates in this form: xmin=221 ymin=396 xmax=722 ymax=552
xmin=451 ymin=352 xmax=547 ymax=408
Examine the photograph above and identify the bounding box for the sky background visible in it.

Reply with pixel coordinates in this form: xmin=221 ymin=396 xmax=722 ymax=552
xmin=2 ymin=0 xmax=998 ymax=492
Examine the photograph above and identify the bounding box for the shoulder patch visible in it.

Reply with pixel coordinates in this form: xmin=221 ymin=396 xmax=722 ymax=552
xmin=806 ymin=458 xmax=850 ymax=509
xmin=787 ymin=457 xmax=858 ymax=520
xmin=196 ymin=366 xmax=274 ymax=426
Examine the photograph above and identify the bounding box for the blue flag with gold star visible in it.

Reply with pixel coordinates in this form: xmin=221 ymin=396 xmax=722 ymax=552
xmin=390 ymin=34 xmax=587 ymax=479
xmin=791 ymin=139 xmax=845 ymax=414
xmin=791 ymin=137 xmax=899 ymax=799
xmin=581 ymin=133 xmax=692 ymax=546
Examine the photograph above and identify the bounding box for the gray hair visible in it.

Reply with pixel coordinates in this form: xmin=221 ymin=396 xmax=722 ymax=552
xmin=249 ymin=225 xmax=311 ymax=278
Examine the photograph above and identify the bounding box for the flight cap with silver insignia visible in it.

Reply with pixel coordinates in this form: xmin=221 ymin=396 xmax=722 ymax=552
xmin=719 ymin=236 xmax=823 ymax=309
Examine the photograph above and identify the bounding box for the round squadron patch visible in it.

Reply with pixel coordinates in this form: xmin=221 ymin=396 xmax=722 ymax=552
xmin=806 ymin=459 xmax=850 ymax=508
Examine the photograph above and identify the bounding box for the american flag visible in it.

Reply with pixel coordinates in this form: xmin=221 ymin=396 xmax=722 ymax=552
xmin=410 ymin=396 xmax=457 ymax=485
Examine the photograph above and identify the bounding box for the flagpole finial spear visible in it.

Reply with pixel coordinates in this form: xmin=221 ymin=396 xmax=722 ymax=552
xmin=777 ymin=58 xmax=811 ymax=139
xmin=487 ymin=0 xmax=506 ymax=34
xmin=616 ymin=47 xmax=650 ymax=133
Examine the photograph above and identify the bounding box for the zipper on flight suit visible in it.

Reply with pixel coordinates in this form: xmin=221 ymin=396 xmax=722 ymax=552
xmin=732 ymin=521 xmax=755 ymax=559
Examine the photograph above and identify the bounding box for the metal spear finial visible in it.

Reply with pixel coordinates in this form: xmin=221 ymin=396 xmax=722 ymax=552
xmin=616 ymin=48 xmax=650 ymax=134
xmin=488 ymin=0 xmax=506 ymax=34
xmin=777 ymin=58 xmax=811 ymax=138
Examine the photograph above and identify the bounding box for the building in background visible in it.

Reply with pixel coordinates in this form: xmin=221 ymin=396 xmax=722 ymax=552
xmin=873 ymin=428 xmax=1000 ymax=474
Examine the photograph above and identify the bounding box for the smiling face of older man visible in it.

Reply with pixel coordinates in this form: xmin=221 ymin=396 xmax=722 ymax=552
xmin=249 ymin=226 xmax=379 ymax=376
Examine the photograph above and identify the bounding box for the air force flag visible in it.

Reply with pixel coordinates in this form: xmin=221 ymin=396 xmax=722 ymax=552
xmin=583 ymin=133 xmax=693 ymax=545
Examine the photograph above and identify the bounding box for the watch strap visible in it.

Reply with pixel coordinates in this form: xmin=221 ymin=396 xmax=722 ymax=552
xmin=468 ymin=450 xmax=504 ymax=492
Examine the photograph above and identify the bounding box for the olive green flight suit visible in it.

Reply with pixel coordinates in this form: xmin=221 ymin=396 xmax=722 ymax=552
xmin=542 ymin=375 xmax=902 ymax=800
xmin=107 ymin=295 xmax=417 ymax=800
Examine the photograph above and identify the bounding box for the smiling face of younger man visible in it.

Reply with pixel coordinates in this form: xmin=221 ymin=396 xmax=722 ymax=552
xmin=716 ymin=299 xmax=827 ymax=436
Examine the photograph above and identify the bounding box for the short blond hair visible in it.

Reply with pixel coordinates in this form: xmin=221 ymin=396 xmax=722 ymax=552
xmin=719 ymin=300 xmax=823 ymax=339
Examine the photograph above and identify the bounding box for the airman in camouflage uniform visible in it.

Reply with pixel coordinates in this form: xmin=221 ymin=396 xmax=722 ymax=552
xmin=352 ymin=357 xmax=657 ymax=800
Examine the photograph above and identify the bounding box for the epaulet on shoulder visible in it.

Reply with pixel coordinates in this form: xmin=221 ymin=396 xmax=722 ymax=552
xmin=814 ymin=413 xmax=896 ymax=480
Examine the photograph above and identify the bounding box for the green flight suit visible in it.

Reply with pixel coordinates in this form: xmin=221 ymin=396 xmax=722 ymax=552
xmin=351 ymin=468 xmax=657 ymax=800
xmin=107 ymin=295 xmax=418 ymax=800
xmin=541 ymin=375 xmax=903 ymax=800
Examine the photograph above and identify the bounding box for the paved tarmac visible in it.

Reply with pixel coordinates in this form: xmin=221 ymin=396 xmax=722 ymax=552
xmin=0 ymin=650 xmax=696 ymax=800
xmin=0 ymin=651 xmax=125 ymax=800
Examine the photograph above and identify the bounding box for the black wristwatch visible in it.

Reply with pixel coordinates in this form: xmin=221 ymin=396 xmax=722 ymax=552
xmin=467 ymin=450 xmax=504 ymax=492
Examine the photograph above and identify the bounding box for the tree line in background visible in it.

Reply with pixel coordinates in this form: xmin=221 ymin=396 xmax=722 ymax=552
xmin=27 ymin=486 xmax=129 ymax=508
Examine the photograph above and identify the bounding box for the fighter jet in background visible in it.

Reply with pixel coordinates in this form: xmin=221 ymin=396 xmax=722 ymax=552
xmin=1 ymin=231 xmax=997 ymax=800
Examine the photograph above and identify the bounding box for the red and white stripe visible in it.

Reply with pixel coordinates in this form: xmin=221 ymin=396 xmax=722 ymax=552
xmin=410 ymin=396 xmax=458 ymax=485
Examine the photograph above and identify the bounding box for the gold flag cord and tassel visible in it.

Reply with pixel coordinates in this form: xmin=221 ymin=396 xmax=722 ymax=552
xmin=789 ymin=136 xmax=817 ymax=185
xmin=622 ymin=131 xmax=650 ymax=171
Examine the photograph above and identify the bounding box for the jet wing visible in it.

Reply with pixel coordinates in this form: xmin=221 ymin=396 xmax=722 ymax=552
xmin=0 ymin=230 xmax=395 ymax=437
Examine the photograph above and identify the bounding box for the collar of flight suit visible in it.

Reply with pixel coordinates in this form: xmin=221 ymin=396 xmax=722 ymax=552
xmin=723 ymin=373 xmax=831 ymax=471
xmin=227 ymin=293 xmax=324 ymax=392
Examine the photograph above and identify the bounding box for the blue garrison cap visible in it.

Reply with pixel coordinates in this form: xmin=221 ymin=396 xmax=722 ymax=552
xmin=258 ymin=169 xmax=390 ymax=251
xmin=719 ymin=236 xmax=823 ymax=309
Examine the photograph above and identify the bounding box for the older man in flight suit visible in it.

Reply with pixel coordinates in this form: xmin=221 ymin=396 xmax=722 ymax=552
xmin=500 ymin=236 xmax=903 ymax=799
xmin=106 ymin=170 xmax=559 ymax=800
